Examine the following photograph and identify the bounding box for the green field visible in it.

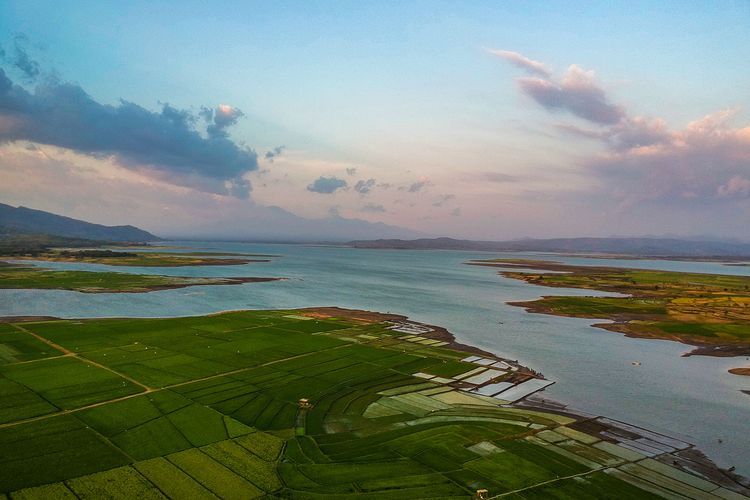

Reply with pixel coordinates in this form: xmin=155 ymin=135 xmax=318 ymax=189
xmin=472 ymin=259 xmax=750 ymax=350
xmin=5 ymin=250 xmax=270 ymax=267
xmin=0 ymin=264 xmax=277 ymax=293
xmin=0 ymin=310 xmax=741 ymax=498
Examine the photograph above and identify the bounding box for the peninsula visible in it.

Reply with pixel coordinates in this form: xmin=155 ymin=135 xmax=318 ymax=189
xmin=469 ymin=259 xmax=750 ymax=374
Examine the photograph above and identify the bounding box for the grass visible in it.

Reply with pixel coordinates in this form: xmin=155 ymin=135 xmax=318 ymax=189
xmin=0 ymin=309 xmax=733 ymax=498
xmin=201 ymin=439 xmax=281 ymax=492
xmin=0 ymin=415 xmax=130 ymax=492
xmin=479 ymin=259 xmax=750 ymax=347
xmin=167 ymin=448 xmax=264 ymax=499
xmin=134 ymin=457 xmax=218 ymax=499
xmin=6 ymin=249 xmax=267 ymax=267
xmin=0 ymin=324 xmax=63 ymax=364
xmin=0 ymin=376 xmax=58 ymax=423
xmin=0 ymin=356 xmax=143 ymax=410
xmin=0 ymin=264 xmax=275 ymax=293
xmin=65 ymin=466 xmax=164 ymax=499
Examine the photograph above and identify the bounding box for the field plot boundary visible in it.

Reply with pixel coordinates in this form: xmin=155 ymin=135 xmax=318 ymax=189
xmin=0 ymin=309 xmax=746 ymax=499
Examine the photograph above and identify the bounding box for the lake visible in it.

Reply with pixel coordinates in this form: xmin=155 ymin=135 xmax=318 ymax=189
xmin=2 ymin=242 xmax=749 ymax=474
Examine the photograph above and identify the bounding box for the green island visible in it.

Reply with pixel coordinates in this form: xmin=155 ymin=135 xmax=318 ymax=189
xmin=469 ymin=259 xmax=750 ymax=369
xmin=3 ymin=249 xmax=270 ymax=267
xmin=0 ymin=308 xmax=745 ymax=499
xmin=0 ymin=262 xmax=279 ymax=293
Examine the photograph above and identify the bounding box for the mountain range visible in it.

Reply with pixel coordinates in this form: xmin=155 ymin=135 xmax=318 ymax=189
xmin=0 ymin=203 xmax=159 ymax=242
xmin=347 ymin=237 xmax=750 ymax=258
xmin=3 ymin=202 xmax=749 ymax=258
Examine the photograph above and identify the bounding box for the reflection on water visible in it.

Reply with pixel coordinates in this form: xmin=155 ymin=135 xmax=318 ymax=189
xmin=2 ymin=243 xmax=749 ymax=473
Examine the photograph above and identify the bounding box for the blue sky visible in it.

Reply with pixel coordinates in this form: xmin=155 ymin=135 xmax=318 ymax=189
xmin=1 ymin=1 xmax=748 ymax=239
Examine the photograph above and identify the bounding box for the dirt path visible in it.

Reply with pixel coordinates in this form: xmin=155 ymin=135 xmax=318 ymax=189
xmin=0 ymin=334 xmax=353 ymax=430
xmin=10 ymin=323 xmax=154 ymax=392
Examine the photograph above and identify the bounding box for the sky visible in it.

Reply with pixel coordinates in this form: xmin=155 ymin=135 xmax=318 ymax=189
xmin=0 ymin=1 xmax=749 ymax=240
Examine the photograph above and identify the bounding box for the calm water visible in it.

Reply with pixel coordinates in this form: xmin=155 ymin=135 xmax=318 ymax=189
xmin=2 ymin=242 xmax=749 ymax=474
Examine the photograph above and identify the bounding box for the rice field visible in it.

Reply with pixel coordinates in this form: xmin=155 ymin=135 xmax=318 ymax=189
xmin=0 ymin=309 xmax=745 ymax=498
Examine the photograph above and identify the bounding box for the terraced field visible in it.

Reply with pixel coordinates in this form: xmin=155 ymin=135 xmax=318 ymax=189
xmin=0 ymin=309 xmax=746 ymax=499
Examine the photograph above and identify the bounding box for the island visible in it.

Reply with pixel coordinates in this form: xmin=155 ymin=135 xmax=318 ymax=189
xmin=0 ymin=261 xmax=280 ymax=293
xmin=469 ymin=259 xmax=750 ymax=376
xmin=0 ymin=308 xmax=746 ymax=498
xmin=2 ymin=249 xmax=274 ymax=267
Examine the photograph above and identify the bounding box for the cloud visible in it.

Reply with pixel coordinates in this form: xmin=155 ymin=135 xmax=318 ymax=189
xmin=346 ymin=167 xmax=357 ymax=176
xmin=354 ymin=178 xmax=376 ymax=194
xmin=307 ymin=176 xmax=347 ymax=194
xmin=718 ymin=176 xmax=750 ymax=198
xmin=497 ymin=52 xmax=750 ymax=209
xmin=201 ymin=104 xmax=245 ymax=139
xmin=495 ymin=51 xmax=624 ymax=125
xmin=0 ymin=68 xmax=258 ymax=197
xmin=517 ymin=65 xmax=624 ymax=125
xmin=361 ymin=203 xmax=385 ymax=213
xmin=485 ymin=49 xmax=551 ymax=78
xmin=481 ymin=172 xmax=518 ymax=183
xmin=557 ymin=117 xmax=671 ymax=151
xmin=588 ymin=109 xmax=750 ymax=205
xmin=432 ymin=194 xmax=454 ymax=207
xmin=264 ymin=145 xmax=286 ymax=161
xmin=399 ymin=177 xmax=432 ymax=193
xmin=1 ymin=34 xmax=40 ymax=81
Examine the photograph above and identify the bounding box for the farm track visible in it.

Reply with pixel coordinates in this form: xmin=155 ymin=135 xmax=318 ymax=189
xmin=11 ymin=323 xmax=154 ymax=392
xmin=0 ymin=329 xmax=354 ymax=430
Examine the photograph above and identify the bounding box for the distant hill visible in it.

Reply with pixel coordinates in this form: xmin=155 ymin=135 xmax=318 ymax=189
xmin=0 ymin=226 xmax=111 ymax=255
xmin=0 ymin=203 xmax=159 ymax=242
xmin=348 ymin=237 xmax=750 ymax=258
xmin=163 ymin=205 xmax=429 ymax=242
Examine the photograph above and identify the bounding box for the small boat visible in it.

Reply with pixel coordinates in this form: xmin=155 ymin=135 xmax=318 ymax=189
xmin=631 ymin=361 xmax=641 ymax=366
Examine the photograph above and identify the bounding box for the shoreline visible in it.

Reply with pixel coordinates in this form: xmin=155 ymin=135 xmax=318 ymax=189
xmin=469 ymin=259 xmax=750 ymax=362
xmin=0 ymin=276 xmax=283 ymax=294
xmin=507 ymin=297 xmax=750 ymax=357
xmin=2 ymin=255 xmax=269 ymax=267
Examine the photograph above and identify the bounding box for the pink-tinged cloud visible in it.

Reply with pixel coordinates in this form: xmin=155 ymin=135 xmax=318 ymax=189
xmin=517 ymin=65 xmax=625 ymax=125
xmin=558 ymin=116 xmax=670 ymax=150
xmin=591 ymin=109 xmax=750 ymax=204
xmin=485 ymin=49 xmax=551 ymax=78
xmin=718 ymin=176 xmax=750 ymax=197
xmin=497 ymin=51 xmax=750 ymax=209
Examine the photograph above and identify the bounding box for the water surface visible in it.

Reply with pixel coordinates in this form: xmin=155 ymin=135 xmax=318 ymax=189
xmin=2 ymin=243 xmax=749 ymax=474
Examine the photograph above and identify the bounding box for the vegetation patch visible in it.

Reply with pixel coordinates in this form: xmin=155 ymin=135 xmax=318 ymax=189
xmin=6 ymin=249 xmax=269 ymax=267
xmin=0 ymin=264 xmax=279 ymax=293
xmin=0 ymin=309 xmax=740 ymax=498
xmin=472 ymin=259 xmax=750 ymax=355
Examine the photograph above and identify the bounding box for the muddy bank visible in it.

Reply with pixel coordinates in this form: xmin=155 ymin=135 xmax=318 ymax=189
xmin=297 ymin=306 xmax=540 ymax=377
xmin=509 ymin=298 xmax=750 ymax=358
xmin=75 ymin=276 xmax=282 ymax=294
